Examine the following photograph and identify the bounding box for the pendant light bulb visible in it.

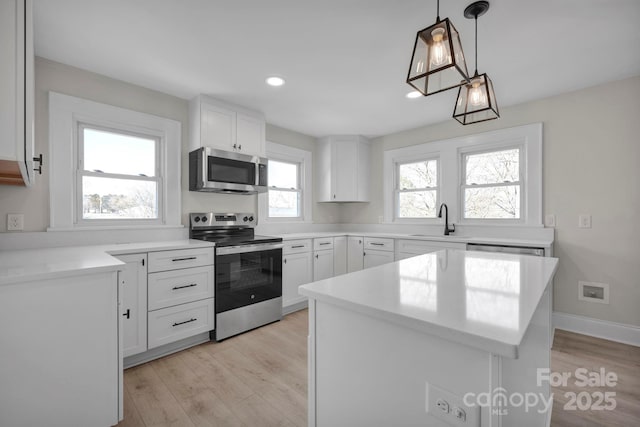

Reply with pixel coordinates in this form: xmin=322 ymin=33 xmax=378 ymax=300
xmin=430 ymin=28 xmax=448 ymax=67
xmin=468 ymin=78 xmax=487 ymax=107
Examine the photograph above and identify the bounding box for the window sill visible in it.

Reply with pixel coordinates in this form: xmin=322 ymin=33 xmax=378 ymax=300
xmin=46 ymin=224 xmax=185 ymax=232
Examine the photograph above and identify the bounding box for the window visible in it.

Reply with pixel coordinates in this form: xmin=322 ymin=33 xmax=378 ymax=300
xmin=79 ymin=125 xmax=161 ymax=222
xmin=383 ymin=123 xmax=542 ymax=226
xmin=49 ymin=92 xmax=181 ymax=230
xmin=268 ymin=159 xmax=301 ymax=218
xmin=395 ymin=158 xmax=439 ymax=218
xmin=462 ymin=148 xmax=522 ymax=220
xmin=259 ymin=141 xmax=312 ymax=223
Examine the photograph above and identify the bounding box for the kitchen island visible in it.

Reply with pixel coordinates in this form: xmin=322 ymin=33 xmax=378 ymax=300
xmin=300 ymin=249 xmax=559 ymax=427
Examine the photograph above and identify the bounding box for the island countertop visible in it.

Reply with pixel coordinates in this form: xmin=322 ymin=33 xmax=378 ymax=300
xmin=299 ymin=249 xmax=559 ymax=358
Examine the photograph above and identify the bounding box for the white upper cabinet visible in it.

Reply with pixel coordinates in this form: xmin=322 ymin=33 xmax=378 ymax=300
xmin=189 ymin=95 xmax=265 ymax=157
xmin=317 ymin=136 xmax=370 ymax=202
xmin=0 ymin=0 xmax=35 ymax=186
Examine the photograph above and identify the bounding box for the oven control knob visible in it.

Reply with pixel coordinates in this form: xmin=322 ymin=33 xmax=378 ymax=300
xmin=243 ymin=216 xmax=249 ymax=222
xmin=248 ymin=216 xmax=254 ymax=222
xmin=201 ymin=216 xmax=208 ymax=223
xmin=194 ymin=216 xmax=200 ymax=222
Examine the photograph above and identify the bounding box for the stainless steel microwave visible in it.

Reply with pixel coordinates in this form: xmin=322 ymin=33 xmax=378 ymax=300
xmin=189 ymin=147 xmax=268 ymax=194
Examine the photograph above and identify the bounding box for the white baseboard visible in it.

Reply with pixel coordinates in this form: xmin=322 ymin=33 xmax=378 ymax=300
xmin=553 ymin=312 xmax=640 ymax=347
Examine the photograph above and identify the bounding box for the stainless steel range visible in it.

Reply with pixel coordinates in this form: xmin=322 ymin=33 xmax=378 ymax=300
xmin=189 ymin=212 xmax=283 ymax=341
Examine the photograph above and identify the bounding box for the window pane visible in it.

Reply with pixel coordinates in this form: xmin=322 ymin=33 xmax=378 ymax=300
xmin=398 ymin=190 xmax=437 ymax=218
xmin=82 ymin=176 xmax=158 ymax=219
xmin=464 ymin=185 xmax=520 ymax=219
xmin=268 ymin=190 xmax=300 ymax=217
xmin=399 ymin=159 xmax=437 ymax=189
xmin=465 ymin=149 xmax=519 ymax=185
xmin=268 ymin=160 xmax=298 ymax=189
xmin=83 ymin=128 xmax=156 ymax=177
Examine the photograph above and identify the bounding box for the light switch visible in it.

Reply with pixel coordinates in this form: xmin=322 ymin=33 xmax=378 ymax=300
xmin=545 ymin=214 xmax=556 ymax=227
xmin=578 ymin=214 xmax=591 ymax=228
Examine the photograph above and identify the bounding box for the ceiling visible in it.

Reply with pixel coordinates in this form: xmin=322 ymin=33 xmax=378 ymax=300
xmin=34 ymin=0 xmax=640 ymax=138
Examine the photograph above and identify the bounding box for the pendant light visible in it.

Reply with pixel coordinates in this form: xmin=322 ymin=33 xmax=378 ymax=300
xmin=406 ymin=0 xmax=470 ymax=96
xmin=453 ymin=1 xmax=499 ymax=125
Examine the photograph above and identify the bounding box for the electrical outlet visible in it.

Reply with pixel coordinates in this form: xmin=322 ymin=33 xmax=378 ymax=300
xmin=544 ymin=214 xmax=556 ymax=227
xmin=578 ymin=281 xmax=609 ymax=304
xmin=578 ymin=214 xmax=591 ymax=228
xmin=426 ymin=383 xmax=480 ymax=426
xmin=7 ymin=213 xmax=24 ymax=231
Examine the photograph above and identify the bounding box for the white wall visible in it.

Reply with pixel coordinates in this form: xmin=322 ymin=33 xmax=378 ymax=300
xmin=341 ymin=76 xmax=640 ymax=327
xmin=0 ymin=58 xmax=338 ymax=234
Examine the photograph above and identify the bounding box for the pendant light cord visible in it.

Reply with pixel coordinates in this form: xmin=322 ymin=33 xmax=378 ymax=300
xmin=474 ymin=14 xmax=479 ymax=77
xmin=436 ymin=0 xmax=440 ymax=21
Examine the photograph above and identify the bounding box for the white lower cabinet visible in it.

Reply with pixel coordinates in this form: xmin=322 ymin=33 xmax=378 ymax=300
xmin=334 ymin=236 xmax=347 ymax=276
xmin=347 ymin=236 xmax=364 ymax=272
xmin=283 ymin=251 xmax=313 ymax=307
xmin=115 ymin=253 xmax=148 ymax=358
xmin=363 ymin=237 xmax=395 ymax=269
xmin=314 ymin=249 xmax=334 ymax=281
xmin=148 ymin=298 xmax=215 ymax=349
xmin=363 ymin=250 xmax=395 ymax=268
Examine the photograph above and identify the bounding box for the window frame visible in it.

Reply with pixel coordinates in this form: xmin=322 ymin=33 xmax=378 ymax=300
xmin=259 ymin=141 xmax=312 ymax=223
xmin=394 ymin=156 xmax=440 ymax=221
xmin=49 ymin=92 xmax=182 ymax=230
xmin=459 ymin=144 xmax=525 ymax=223
xmin=267 ymin=158 xmax=302 ymax=219
xmin=383 ymin=123 xmax=542 ymax=227
xmin=76 ymin=123 xmax=164 ymax=226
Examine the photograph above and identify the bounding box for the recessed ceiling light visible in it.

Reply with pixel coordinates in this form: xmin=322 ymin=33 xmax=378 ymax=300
xmin=266 ymin=76 xmax=285 ymax=87
xmin=406 ymin=91 xmax=422 ymax=99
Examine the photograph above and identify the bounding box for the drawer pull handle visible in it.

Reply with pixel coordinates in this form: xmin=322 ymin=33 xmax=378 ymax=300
xmin=291 ymin=245 xmax=305 ymax=248
xmin=122 ymin=309 xmax=130 ymax=319
xmin=172 ymin=283 xmax=197 ymax=290
xmin=370 ymin=243 xmax=385 ymax=246
xmin=319 ymin=242 xmax=331 ymax=246
xmin=173 ymin=318 xmax=197 ymax=327
xmin=172 ymin=257 xmax=197 ymax=262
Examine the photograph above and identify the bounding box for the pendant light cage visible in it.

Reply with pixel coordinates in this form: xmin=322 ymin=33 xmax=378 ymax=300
xmin=453 ymin=1 xmax=499 ymax=125
xmin=406 ymin=16 xmax=469 ymax=96
xmin=453 ymin=73 xmax=499 ymax=124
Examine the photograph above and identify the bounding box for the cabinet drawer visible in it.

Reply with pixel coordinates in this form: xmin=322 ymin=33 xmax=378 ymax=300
xmin=313 ymin=237 xmax=334 ymax=251
xmin=364 ymin=237 xmax=394 ymax=252
xmin=396 ymin=239 xmax=465 ymax=254
xmin=283 ymin=239 xmax=312 ymax=255
xmin=148 ymin=298 xmax=214 ymax=349
xmin=148 ymin=266 xmax=214 ymax=311
xmin=148 ymin=247 xmax=214 ymax=273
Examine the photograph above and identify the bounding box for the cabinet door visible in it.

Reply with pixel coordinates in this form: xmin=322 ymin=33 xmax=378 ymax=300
xmin=283 ymin=251 xmax=313 ymax=307
xmin=332 ymin=139 xmax=358 ymax=201
xmin=347 ymin=236 xmax=364 ymax=273
xmin=314 ymin=249 xmax=334 ymax=281
xmin=236 ymin=113 xmax=265 ymax=156
xmin=115 ymin=253 xmax=148 ymax=357
xmin=200 ymin=102 xmax=236 ymax=151
xmin=333 ymin=236 xmax=347 ymax=276
xmin=363 ymin=249 xmax=395 ymax=269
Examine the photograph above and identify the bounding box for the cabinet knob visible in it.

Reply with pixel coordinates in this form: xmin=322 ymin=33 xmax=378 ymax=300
xmin=333 ymin=194 xmax=336 ymax=199
xmin=233 ymin=143 xmax=237 ymax=149
xmin=284 ymin=258 xmax=287 ymax=264
xmin=315 ymin=254 xmax=319 ymax=259
xmin=238 ymin=144 xmax=242 ymax=150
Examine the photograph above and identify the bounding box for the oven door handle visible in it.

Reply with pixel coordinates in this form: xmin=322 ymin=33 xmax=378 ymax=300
xmin=217 ymin=243 xmax=284 ymax=255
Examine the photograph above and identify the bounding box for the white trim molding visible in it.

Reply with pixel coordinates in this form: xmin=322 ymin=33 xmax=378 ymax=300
xmin=48 ymin=92 xmax=182 ymax=230
xmin=259 ymin=141 xmax=313 ymax=224
xmin=553 ymin=312 xmax=640 ymax=347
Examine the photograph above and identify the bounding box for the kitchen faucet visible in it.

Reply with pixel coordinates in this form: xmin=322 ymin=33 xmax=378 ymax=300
xmin=437 ymin=203 xmax=455 ymax=236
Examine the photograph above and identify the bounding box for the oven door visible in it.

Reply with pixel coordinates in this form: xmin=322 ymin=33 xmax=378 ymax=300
xmin=215 ymin=243 xmax=283 ymax=313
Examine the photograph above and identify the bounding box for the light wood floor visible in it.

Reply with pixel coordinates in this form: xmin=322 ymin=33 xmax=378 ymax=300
xmin=118 ymin=310 xmax=639 ymax=427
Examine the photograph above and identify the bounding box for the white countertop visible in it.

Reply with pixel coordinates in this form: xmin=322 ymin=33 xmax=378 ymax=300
xmin=275 ymin=231 xmax=553 ymax=249
xmin=0 ymin=239 xmax=214 ymax=286
xmin=299 ymin=249 xmax=559 ymax=358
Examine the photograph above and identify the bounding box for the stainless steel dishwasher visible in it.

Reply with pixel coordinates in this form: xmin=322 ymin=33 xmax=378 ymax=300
xmin=466 ymin=243 xmax=545 ymax=257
